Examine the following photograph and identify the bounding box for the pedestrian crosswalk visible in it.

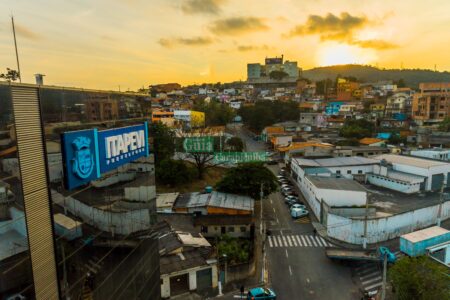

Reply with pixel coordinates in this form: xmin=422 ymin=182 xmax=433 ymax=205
xmin=356 ymin=250 xmax=405 ymax=294
xmin=267 ymin=234 xmax=333 ymax=248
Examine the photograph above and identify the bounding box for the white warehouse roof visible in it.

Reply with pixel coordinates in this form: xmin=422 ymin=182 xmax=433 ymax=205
xmin=374 ymin=154 xmax=450 ymax=169
xmin=294 ymin=156 xmax=378 ymax=168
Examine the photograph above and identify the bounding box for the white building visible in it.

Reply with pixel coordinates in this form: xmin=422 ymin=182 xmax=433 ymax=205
xmin=410 ymin=149 xmax=450 ymax=162
xmin=373 ymin=154 xmax=450 ymax=191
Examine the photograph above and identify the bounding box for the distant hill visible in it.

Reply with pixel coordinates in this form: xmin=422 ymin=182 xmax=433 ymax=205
xmin=302 ymin=64 xmax=450 ymax=88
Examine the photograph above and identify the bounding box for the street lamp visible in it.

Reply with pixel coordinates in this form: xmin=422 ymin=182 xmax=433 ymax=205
xmin=222 ymin=254 xmax=227 ymax=285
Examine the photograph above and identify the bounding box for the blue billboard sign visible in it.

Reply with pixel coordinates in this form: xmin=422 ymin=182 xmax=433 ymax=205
xmin=61 ymin=123 xmax=149 ymax=190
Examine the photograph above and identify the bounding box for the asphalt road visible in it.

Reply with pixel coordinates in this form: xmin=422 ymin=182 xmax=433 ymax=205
xmin=236 ymin=126 xmax=360 ymax=300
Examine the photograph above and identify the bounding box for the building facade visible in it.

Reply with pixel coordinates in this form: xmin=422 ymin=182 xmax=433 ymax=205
xmin=0 ymin=82 xmax=160 ymax=300
xmin=412 ymin=82 xmax=450 ymax=124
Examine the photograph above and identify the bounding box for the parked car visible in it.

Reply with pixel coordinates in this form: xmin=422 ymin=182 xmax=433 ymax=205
xmin=285 ymin=195 xmax=298 ymax=201
xmin=290 ymin=203 xmax=306 ymax=211
xmin=247 ymin=287 xmax=277 ymax=300
xmin=286 ymin=199 xmax=298 ymax=207
xmin=276 ymin=175 xmax=285 ymax=179
xmin=291 ymin=208 xmax=309 ymax=219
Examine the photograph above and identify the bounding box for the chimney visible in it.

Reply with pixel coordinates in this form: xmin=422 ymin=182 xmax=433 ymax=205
xmin=35 ymin=74 xmax=45 ymax=85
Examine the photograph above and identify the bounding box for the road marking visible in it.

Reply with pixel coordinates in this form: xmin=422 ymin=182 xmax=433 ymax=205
xmin=282 ymin=235 xmax=288 ymax=247
xmin=277 ymin=236 xmax=283 ymax=247
xmin=318 ymin=237 xmax=328 ymax=247
xmin=280 ymin=229 xmax=283 ymax=236
xmin=362 ymin=276 xmax=382 ymax=286
xmin=291 ymin=235 xmax=298 ymax=246
xmin=276 ymin=217 xmax=279 ymax=224
xmin=287 ymin=236 xmax=293 ymax=247
xmin=273 ymin=207 xmax=276 ymax=213
xmin=296 ymin=235 xmax=303 ymax=246
xmin=285 ymin=249 xmax=289 ymax=258
xmin=301 ymin=235 xmax=307 ymax=246
xmin=270 ymin=199 xmax=273 ymax=204
xmin=273 ymin=236 xmax=279 ymax=247
xmin=306 ymin=236 xmax=313 ymax=247
xmin=268 ymin=236 xmax=273 ymax=247
xmin=310 ymin=236 xmax=318 ymax=247
xmin=289 ymin=265 xmax=293 ymax=276
xmin=358 ymin=266 xmax=379 ymax=276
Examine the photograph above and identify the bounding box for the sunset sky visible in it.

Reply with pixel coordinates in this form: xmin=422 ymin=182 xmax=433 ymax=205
xmin=1 ymin=0 xmax=449 ymax=90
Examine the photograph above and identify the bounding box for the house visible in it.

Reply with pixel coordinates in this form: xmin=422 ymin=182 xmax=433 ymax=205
xmin=410 ymin=149 xmax=450 ymax=162
xmin=194 ymin=215 xmax=254 ymax=238
xmin=157 ymin=222 xmax=218 ymax=299
xmin=173 ymin=191 xmax=254 ymax=215
xmin=359 ymin=138 xmax=386 ymax=147
xmin=261 ymin=126 xmax=285 ymax=142
xmin=156 ymin=193 xmax=179 ymax=213
xmin=333 ymin=146 xmax=390 ymax=158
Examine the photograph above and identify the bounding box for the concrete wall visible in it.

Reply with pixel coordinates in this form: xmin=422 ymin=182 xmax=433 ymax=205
xmin=0 ymin=207 xmax=26 ymax=236
xmin=317 ymin=189 xmax=366 ymax=207
xmin=327 ymin=201 xmax=450 ymax=244
xmin=53 ymin=191 xmax=151 ymax=235
xmin=367 ymin=174 xmax=420 ymax=194
xmin=124 ymin=185 xmax=156 ymax=202
xmin=390 ymin=163 xmax=449 ymax=191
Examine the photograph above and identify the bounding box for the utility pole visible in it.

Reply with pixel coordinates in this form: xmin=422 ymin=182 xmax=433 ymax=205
xmin=260 ymin=183 xmax=264 ymax=235
xmin=11 ymin=16 xmax=22 ymax=83
xmin=363 ymin=194 xmax=369 ymax=249
xmin=381 ymin=252 xmax=388 ymax=300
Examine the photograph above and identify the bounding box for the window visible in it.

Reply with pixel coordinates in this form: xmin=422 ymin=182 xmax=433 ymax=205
xmin=201 ymin=226 xmax=208 ymax=233
xmin=336 ymin=170 xmax=341 ymax=174
xmin=228 ymin=227 xmax=235 ymax=232
xmin=358 ymin=170 xmax=363 ymax=174
xmin=347 ymin=170 xmax=352 ymax=174
xmin=240 ymin=227 xmax=247 ymax=233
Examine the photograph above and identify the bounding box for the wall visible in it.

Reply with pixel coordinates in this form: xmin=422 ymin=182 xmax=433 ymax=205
xmin=53 ymin=191 xmax=151 ymax=235
xmin=327 ymin=201 xmax=450 ymax=244
xmin=318 ymin=189 xmax=366 ymax=207
xmin=92 ymin=172 xmax=135 ymax=188
xmin=367 ymin=174 xmax=420 ymax=194
xmin=124 ymin=185 xmax=156 ymax=202
xmin=199 ymin=224 xmax=252 ymax=238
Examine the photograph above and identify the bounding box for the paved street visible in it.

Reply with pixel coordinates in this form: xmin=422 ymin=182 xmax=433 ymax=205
xmin=236 ymin=126 xmax=361 ymax=300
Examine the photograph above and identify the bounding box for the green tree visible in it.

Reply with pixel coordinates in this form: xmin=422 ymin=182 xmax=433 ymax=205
xmin=217 ymin=235 xmax=251 ymax=264
xmin=216 ymin=163 xmax=277 ymax=200
xmin=339 ymin=119 xmax=374 ymax=139
xmin=225 ymin=137 xmax=244 ymax=152
xmin=388 ymin=256 xmax=450 ymax=300
xmin=150 ymin=122 xmax=175 ymax=165
xmin=394 ymin=78 xmax=406 ymax=88
xmin=269 ymin=70 xmax=289 ymax=80
xmin=156 ymin=159 xmax=197 ymax=186
xmin=387 ymin=132 xmax=406 ymax=145
xmin=0 ymin=68 xmax=20 ymax=82
xmin=238 ymin=101 xmax=300 ymax=132
xmin=193 ymin=99 xmax=236 ymax=126
xmin=438 ymin=117 xmax=450 ymax=132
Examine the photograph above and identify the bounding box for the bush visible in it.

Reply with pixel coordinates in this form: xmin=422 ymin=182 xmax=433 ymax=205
xmin=217 ymin=235 xmax=251 ymax=264
xmin=156 ymin=159 xmax=197 ymax=186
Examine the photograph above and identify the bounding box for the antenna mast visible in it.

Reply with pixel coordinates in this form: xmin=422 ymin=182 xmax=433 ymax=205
xmin=11 ymin=15 xmax=22 ymax=83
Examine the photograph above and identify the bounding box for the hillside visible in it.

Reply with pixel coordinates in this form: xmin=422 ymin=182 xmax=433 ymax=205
xmin=302 ymin=64 xmax=450 ymax=88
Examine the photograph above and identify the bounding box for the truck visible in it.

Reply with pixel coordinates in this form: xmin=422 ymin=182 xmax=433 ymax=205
xmin=400 ymin=226 xmax=450 ymax=257
xmin=325 ymin=246 xmax=397 ymax=263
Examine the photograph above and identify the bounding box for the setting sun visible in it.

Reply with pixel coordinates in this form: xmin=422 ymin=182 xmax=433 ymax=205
xmin=317 ymin=44 xmax=375 ymax=66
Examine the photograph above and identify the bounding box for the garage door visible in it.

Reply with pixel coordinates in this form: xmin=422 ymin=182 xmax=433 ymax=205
xmin=196 ymin=268 xmax=212 ymax=291
xmin=170 ymin=273 xmax=189 ymax=296
xmin=431 ymin=173 xmax=444 ymax=191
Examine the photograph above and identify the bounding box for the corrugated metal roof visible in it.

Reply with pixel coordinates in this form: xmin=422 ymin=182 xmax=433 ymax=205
xmin=374 ymin=154 xmax=450 ymax=168
xmin=182 ymin=191 xmax=254 ymax=211
xmin=401 ymin=226 xmax=450 ymax=243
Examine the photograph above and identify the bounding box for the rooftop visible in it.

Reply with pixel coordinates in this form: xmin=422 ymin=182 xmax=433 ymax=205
xmin=294 ymin=156 xmax=378 ymax=168
xmin=175 ymin=191 xmax=254 ymax=212
xmin=307 ymin=176 xmax=366 ymax=192
xmin=0 ymin=230 xmax=28 ymax=261
xmin=374 ymin=154 xmax=450 ymax=168
xmin=156 ymin=193 xmax=179 ymax=210
xmin=401 ymin=226 xmax=449 ymax=243
xmin=359 ymin=138 xmax=384 ymax=145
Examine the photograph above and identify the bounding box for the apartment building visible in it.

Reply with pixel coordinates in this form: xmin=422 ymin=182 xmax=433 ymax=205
xmin=412 ymin=82 xmax=450 ymax=124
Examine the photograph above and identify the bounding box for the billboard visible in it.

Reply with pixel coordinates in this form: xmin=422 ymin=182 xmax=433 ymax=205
xmin=183 ymin=136 xmax=214 ymax=153
xmin=61 ymin=123 xmax=149 ymax=190
xmin=214 ymin=152 xmax=268 ymax=164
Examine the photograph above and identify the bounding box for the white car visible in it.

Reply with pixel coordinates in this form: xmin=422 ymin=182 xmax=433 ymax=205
xmin=290 ymin=203 xmax=306 ymax=211
xmin=291 ymin=208 xmax=309 ymax=219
